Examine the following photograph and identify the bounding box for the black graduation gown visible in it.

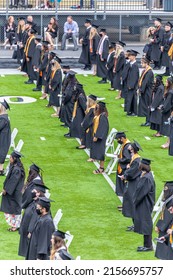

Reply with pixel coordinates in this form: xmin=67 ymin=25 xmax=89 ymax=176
xmin=59 ymin=73 xmax=70 ymax=123
xmin=63 ymin=83 xmax=76 ymax=128
xmin=169 ymin=116 xmax=173 ymax=156
xmin=150 ymin=84 xmax=164 ymax=131
xmin=22 ymin=36 xmax=36 ymax=80
xmin=70 ymin=94 xmax=87 ymax=138
xmin=160 ymin=90 xmax=173 ymax=136
xmin=22 ymin=176 xmax=42 ymax=209
xmin=79 ymin=26 xmax=91 ymax=65
xmin=90 ymin=113 xmax=109 ymax=161
xmin=0 ymin=114 xmax=11 ymax=164
xmin=138 ymin=69 xmax=154 ymax=120
xmin=122 ymin=157 xmax=141 ymax=218
xmin=126 ymin=62 xmax=139 ymax=115
xmin=122 ymin=60 xmax=130 ymax=104
xmin=113 ymin=52 xmax=126 ymax=90
xmin=133 ymin=172 xmax=155 ymax=235
xmin=32 ymin=43 xmax=42 ymax=69
xmin=49 ymin=69 xmax=62 ymax=107
xmin=0 ymin=164 xmax=25 ymax=215
xmin=150 ymin=27 xmax=164 ymax=62
xmin=18 ymin=200 xmax=37 ymax=257
xmin=115 ymin=142 xmax=131 ymax=197
xmin=96 ymin=37 xmax=109 ymax=79
xmin=15 ymin=29 xmax=25 ymax=64
xmin=81 ymin=107 xmax=95 ymax=148
xmin=26 ymin=213 xmax=55 ymax=260
xmin=107 ymin=51 xmax=115 ymax=86
xmin=39 ymin=51 xmax=49 ymax=86
xmin=155 ymin=208 xmax=173 ymax=260
xmin=161 ymin=31 xmax=172 ymax=67
xmin=89 ymin=34 xmax=100 ymax=64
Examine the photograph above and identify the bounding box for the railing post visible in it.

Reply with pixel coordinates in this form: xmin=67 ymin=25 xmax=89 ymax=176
xmin=103 ymin=0 xmax=106 ymax=20
xmin=94 ymin=0 xmax=97 ymax=20
xmin=6 ymin=0 xmax=9 ymax=19
xmin=119 ymin=14 xmax=122 ymax=41
xmin=41 ymin=14 xmax=43 ymax=38
xmin=149 ymin=0 xmax=152 ymax=20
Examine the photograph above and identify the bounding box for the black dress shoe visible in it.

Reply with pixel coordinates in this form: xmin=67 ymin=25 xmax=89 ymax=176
xmin=98 ymin=80 xmax=107 ymax=84
xmin=137 ymin=246 xmax=153 ymax=252
xmin=126 ymin=225 xmax=134 ymax=231
xmin=145 ymin=122 xmax=150 ymax=126
xmin=64 ymin=133 xmax=71 ymax=138
xmin=24 ymin=80 xmax=34 ymax=84
xmin=33 ymin=88 xmax=41 ymax=91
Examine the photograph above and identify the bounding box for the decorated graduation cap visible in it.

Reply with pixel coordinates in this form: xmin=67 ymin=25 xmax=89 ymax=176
xmin=100 ymin=28 xmax=106 ymax=33
xmin=11 ymin=150 xmax=23 ymax=159
xmin=35 ymin=35 xmax=42 ymax=41
xmin=54 ymin=55 xmax=62 ymax=63
xmin=0 ymin=99 xmax=10 ymax=110
xmin=141 ymin=158 xmax=152 ymax=165
xmin=165 ymin=21 xmax=173 ymax=28
xmin=85 ymin=18 xmax=92 ymax=24
xmin=128 ymin=49 xmax=139 ymax=56
xmin=88 ymin=94 xmax=97 ymax=101
xmin=155 ymin=17 xmax=162 ymax=23
xmin=131 ymin=140 xmax=143 ymax=152
xmin=117 ymin=40 xmax=126 ymax=47
xmin=115 ymin=131 xmax=126 ymax=139
xmin=37 ymin=197 xmax=54 ymax=208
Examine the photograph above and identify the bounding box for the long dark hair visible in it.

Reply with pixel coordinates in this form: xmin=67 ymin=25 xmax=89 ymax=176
xmin=12 ymin=157 xmax=25 ymax=178
xmin=153 ymin=76 xmax=163 ymax=93
xmin=164 ymin=78 xmax=173 ymax=97
xmin=95 ymin=103 xmax=108 ymax=117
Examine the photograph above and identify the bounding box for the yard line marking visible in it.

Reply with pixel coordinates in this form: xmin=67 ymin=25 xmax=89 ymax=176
xmin=40 ymin=137 xmax=46 ymax=140
xmin=145 ymin=136 xmax=151 ymax=140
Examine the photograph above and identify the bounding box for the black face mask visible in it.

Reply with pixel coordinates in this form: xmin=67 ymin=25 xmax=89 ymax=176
xmin=36 ymin=208 xmax=42 ymax=215
xmin=117 ymin=140 xmax=123 ymax=144
xmin=63 ymin=71 xmax=67 ymax=74
xmin=31 ymin=192 xmax=37 ymax=199
xmin=52 ymin=63 xmax=55 ymax=66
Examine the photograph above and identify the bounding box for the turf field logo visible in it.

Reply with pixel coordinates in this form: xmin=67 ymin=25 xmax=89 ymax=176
xmin=0 ymin=96 xmax=37 ymax=104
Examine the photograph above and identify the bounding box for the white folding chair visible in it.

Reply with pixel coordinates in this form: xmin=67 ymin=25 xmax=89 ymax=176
xmin=53 ymin=209 xmax=63 ymax=229
xmin=105 ymin=128 xmax=117 ymax=154
xmin=105 ymin=144 xmax=121 ymax=175
xmin=65 ymin=231 xmax=74 ymax=249
xmin=152 ymin=191 xmax=164 ymax=224
xmin=76 ymin=256 xmax=81 ymax=260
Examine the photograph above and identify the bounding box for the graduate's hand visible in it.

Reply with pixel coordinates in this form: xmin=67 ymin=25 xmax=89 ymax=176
xmin=27 ymin=233 xmax=31 ymax=239
xmin=126 ymin=164 xmax=130 ymax=169
xmin=167 ymin=228 xmax=173 ymax=235
xmin=79 ymin=38 xmax=83 ymax=44
xmin=26 ymin=57 xmax=30 ymax=62
xmin=159 ymin=236 xmax=166 ymax=241
xmin=161 ymin=46 xmax=164 ymax=52
xmin=49 ymin=85 xmax=52 ymax=89
xmin=2 ymin=190 xmax=6 ymax=195
xmin=100 ymin=57 xmax=104 ymax=61
xmin=150 ymin=39 xmax=154 ymax=43
xmin=93 ymin=137 xmax=97 ymax=142
xmin=155 ymin=226 xmax=159 ymax=233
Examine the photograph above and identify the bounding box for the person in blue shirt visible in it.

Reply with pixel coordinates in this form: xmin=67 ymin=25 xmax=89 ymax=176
xmin=61 ymin=16 xmax=79 ymax=51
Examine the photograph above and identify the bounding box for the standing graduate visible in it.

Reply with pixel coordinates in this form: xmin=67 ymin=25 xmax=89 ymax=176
xmin=69 ymin=83 xmax=87 ymax=139
xmin=119 ymin=141 xmax=142 ymax=231
xmin=138 ymin=57 xmax=154 ymax=126
xmin=50 ymin=230 xmax=74 ymax=260
xmin=89 ymin=25 xmax=100 ymax=75
xmin=125 ymin=50 xmax=140 ymax=116
xmin=48 ymin=55 xmax=62 ymax=118
xmin=113 ymin=41 xmax=126 ymax=99
xmin=96 ymin=28 xmax=109 ymax=84
xmin=168 ymin=111 xmax=173 ymax=156
xmin=78 ymin=94 xmax=97 ymax=150
xmin=32 ymin=35 xmax=42 ymax=92
xmin=121 ymin=50 xmax=131 ymax=111
xmin=150 ymin=75 xmax=164 ymax=136
xmin=150 ymin=18 xmax=164 ymax=69
xmin=44 ymin=51 xmax=56 ymax=105
xmin=59 ymin=65 xmax=71 ymax=124
xmin=115 ymin=132 xmax=131 ymax=198
xmin=79 ymin=18 xmax=92 ymax=70
xmin=90 ymin=101 xmax=109 ymax=174
xmin=15 ymin=17 xmax=26 ymax=65
xmin=18 ymin=183 xmax=48 ymax=258
xmin=161 ymin=22 xmax=173 ymax=76
xmin=0 ymin=151 xmax=25 ymax=232
xmin=0 ymin=100 xmax=11 ymax=176
xmin=106 ymin=42 xmax=116 ymax=90
xmin=26 ymin=197 xmax=55 ymax=260
xmin=133 ymin=158 xmax=155 ymax=252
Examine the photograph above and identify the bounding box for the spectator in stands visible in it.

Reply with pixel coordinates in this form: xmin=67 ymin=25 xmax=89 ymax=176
xmin=27 ymin=15 xmax=38 ymax=33
xmin=61 ymin=16 xmax=79 ymax=51
xmin=0 ymin=100 xmax=11 ymax=176
xmin=50 ymin=230 xmax=74 ymax=260
xmin=45 ymin=17 xmax=58 ymax=48
xmin=3 ymin=16 xmax=16 ymax=49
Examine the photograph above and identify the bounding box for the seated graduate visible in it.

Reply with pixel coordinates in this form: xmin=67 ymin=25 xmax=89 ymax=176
xmin=133 ymin=158 xmax=155 ymax=252
xmin=77 ymin=94 xmax=97 ymax=150
xmin=18 ymin=183 xmax=49 ymax=258
xmin=0 ymin=151 xmax=25 ymax=232
xmin=90 ymin=101 xmax=109 ymax=174
xmin=50 ymin=230 xmax=74 ymax=260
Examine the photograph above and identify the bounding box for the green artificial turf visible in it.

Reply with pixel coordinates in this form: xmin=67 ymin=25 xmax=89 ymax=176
xmin=0 ymin=73 xmax=171 ymax=260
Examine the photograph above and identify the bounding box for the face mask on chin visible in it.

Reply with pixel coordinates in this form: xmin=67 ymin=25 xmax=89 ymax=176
xmin=63 ymin=71 xmax=67 ymax=74
xmin=36 ymin=208 xmax=42 ymax=215
xmin=117 ymin=140 xmax=123 ymax=144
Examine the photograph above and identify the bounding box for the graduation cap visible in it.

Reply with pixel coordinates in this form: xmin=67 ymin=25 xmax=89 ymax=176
xmin=128 ymin=49 xmax=139 ymax=56
xmin=59 ymin=249 xmax=74 ymax=260
xmin=29 ymin=28 xmax=37 ymax=34
xmin=33 ymin=183 xmax=49 ymax=193
xmin=37 ymin=197 xmax=54 ymax=208
xmin=92 ymin=24 xmax=99 ymax=29
xmin=115 ymin=131 xmax=127 ymax=139
xmin=167 ymin=75 xmax=173 ymax=83
xmin=30 ymin=163 xmax=43 ymax=173
xmin=62 ymin=65 xmax=70 ymax=69
xmin=131 ymin=140 xmax=143 ymax=152
xmin=100 ymin=28 xmax=106 ymax=33
xmin=155 ymin=74 xmax=163 ymax=81
xmin=54 ymin=55 xmax=62 ymax=63
xmin=117 ymin=40 xmax=126 ymax=47
xmin=17 ymin=17 xmax=25 ymax=21
xmin=11 ymin=150 xmax=24 ymax=159
xmin=68 ymin=70 xmax=76 ymax=77
xmin=88 ymin=94 xmax=97 ymax=101
xmin=42 ymin=40 xmax=50 ymax=46
xmin=97 ymin=101 xmax=106 ymax=109
xmin=32 ymin=178 xmax=44 ymax=185
xmin=0 ymin=99 xmax=10 ymax=110
xmin=76 ymin=83 xmax=83 ymax=89
xmin=155 ymin=17 xmax=162 ymax=23
xmin=109 ymin=42 xmax=116 ymax=48
xmin=53 ymin=230 xmax=69 ymax=239
xmin=35 ymin=35 xmax=42 ymax=41
xmin=141 ymin=158 xmax=152 ymax=165
xmin=141 ymin=56 xmax=150 ymax=64
xmin=165 ymin=21 xmax=173 ymax=28
xmin=85 ymin=18 xmax=92 ymax=24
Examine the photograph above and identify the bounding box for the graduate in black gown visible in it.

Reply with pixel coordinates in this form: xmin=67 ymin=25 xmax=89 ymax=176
xmin=133 ymin=158 xmax=155 ymax=252
xmin=69 ymin=83 xmax=87 ymax=139
xmin=169 ymin=111 xmax=173 ymax=156
xmin=78 ymin=94 xmax=97 ymax=150
xmin=90 ymin=102 xmax=109 ymax=174
xmin=18 ymin=183 xmax=48 ymax=257
xmin=115 ymin=132 xmax=131 ymax=198
xmin=50 ymin=230 xmax=74 ymax=260
xmin=79 ymin=18 xmax=92 ymax=70
xmin=113 ymin=41 xmax=126 ymax=99
xmin=122 ymin=50 xmax=131 ymax=111
xmin=119 ymin=141 xmax=142 ymax=231
xmin=125 ymin=50 xmax=139 ymax=116
xmin=0 ymin=151 xmax=25 ymax=232
xmin=32 ymin=35 xmax=42 ymax=92
xmin=26 ymin=197 xmax=55 ymax=260
xmin=59 ymin=65 xmax=71 ymax=124
xmin=15 ymin=17 xmax=26 ymax=65
xmin=106 ymin=42 xmax=116 ymax=90
xmin=96 ymin=28 xmax=109 ymax=83
xmin=44 ymin=51 xmax=56 ymax=105
xmin=48 ymin=55 xmax=62 ymax=118
xmin=150 ymin=75 xmax=164 ymax=136
xmin=138 ymin=57 xmax=154 ymax=126
xmin=150 ymin=18 xmax=164 ymax=69
xmin=0 ymin=100 xmax=11 ymax=176
xmin=88 ymin=25 xmax=100 ymax=75
xmin=161 ymin=22 xmax=173 ymax=76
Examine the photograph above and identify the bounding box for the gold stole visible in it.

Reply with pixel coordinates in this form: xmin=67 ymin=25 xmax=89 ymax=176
xmin=24 ymin=35 xmax=35 ymax=57
xmin=168 ymin=44 xmax=173 ymax=60
xmin=92 ymin=115 xmax=100 ymax=136
xmin=117 ymin=139 xmax=130 ymax=174
xmin=138 ymin=66 xmax=152 ymax=87
xmin=51 ymin=69 xmax=57 ymax=80
xmin=129 ymin=153 xmax=140 ymax=165
xmin=72 ymin=101 xmax=78 ymax=119
xmin=85 ymin=105 xmax=96 ymax=133
xmin=170 ymin=224 xmax=173 ymax=245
